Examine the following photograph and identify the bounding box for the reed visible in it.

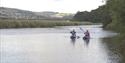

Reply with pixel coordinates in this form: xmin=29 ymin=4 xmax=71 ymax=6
xmin=0 ymin=19 xmax=92 ymax=29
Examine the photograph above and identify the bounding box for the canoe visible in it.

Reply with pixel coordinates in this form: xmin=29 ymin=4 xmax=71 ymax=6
xmin=70 ymin=36 xmax=76 ymax=39
xmin=83 ymin=36 xmax=90 ymax=40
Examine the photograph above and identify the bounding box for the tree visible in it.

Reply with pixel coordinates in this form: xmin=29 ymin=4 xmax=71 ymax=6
xmin=73 ymin=11 xmax=90 ymax=21
xmin=105 ymin=0 xmax=125 ymax=29
xmin=73 ymin=5 xmax=111 ymax=24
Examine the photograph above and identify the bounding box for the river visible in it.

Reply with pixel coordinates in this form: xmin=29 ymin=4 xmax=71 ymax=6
xmin=0 ymin=25 xmax=121 ymax=63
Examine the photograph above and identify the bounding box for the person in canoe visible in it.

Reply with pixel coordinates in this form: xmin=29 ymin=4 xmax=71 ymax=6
xmin=83 ymin=30 xmax=90 ymax=40
xmin=70 ymin=29 xmax=76 ymax=39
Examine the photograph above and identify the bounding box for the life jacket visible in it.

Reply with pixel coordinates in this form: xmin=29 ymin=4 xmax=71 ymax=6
xmin=70 ymin=31 xmax=76 ymax=37
xmin=84 ymin=32 xmax=90 ymax=38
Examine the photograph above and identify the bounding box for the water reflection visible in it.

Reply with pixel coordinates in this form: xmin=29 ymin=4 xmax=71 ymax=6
xmin=0 ymin=25 xmax=120 ymax=63
xmin=70 ymin=38 xmax=76 ymax=46
xmin=83 ymin=38 xmax=90 ymax=46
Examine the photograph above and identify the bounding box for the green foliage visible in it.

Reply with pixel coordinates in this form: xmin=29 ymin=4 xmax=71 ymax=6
xmin=73 ymin=0 xmax=125 ymax=32
xmin=0 ymin=19 xmax=92 ymax=29
xmin=105 ymin=0 xmax=125 ymax=31
xmin=90 ymin=5 xmax=112 ymax=25
xmin=73 ymin=5 xmax=111 ymax=24
xmin=73 ymin=11 xmax=90 ymax=21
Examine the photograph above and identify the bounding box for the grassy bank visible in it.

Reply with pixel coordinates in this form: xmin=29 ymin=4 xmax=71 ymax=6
xmin=0 ymin=19 xmax=93 ymax=29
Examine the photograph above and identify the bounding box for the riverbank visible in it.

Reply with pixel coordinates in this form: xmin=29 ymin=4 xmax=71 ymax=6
xmin=103 ymin=24 xmax=125 ymax=63
xmin=103 ymin=34 xmax=125 ymax=63
xmin=0 ymin=19 xmax=93 ymax=29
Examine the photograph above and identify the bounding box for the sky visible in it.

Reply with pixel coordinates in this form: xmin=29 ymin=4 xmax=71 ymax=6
xmin=1 ymin=0 xmax=105 ymax=13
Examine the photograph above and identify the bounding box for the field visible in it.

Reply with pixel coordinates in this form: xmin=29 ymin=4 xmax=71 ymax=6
xmin=0 ymin=19 xmax=93 ymax=29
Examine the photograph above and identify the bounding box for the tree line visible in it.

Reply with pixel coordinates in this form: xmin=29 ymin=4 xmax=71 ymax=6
xmin=105 ymin=0 xmax=125 ymax=32
xmin=73 ymin=0 xmax=125 ymax=31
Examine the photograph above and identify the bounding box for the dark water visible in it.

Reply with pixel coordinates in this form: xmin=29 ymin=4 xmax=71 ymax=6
xmin=0 ymin=25 xmax=120 ymax=63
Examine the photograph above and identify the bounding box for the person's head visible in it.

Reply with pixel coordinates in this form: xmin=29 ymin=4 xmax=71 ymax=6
xmin=73 ymin=29 xmax=75 ymax=31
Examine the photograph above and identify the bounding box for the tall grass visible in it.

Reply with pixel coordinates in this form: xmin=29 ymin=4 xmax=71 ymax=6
xmin=0 ymin=19 xmax=92 ymax=29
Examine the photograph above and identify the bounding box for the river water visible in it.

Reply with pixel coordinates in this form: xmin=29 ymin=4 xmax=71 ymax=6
xmin=0 ymin=25 xmax=120 ymax=63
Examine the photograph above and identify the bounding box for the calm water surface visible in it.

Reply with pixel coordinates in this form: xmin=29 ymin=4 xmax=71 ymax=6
xmin=0 ymin=25 xmax=120 ymax=63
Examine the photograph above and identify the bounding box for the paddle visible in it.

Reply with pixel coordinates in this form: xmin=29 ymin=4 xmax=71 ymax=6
xmin=79 ymin=27 xmax=85 ymax=32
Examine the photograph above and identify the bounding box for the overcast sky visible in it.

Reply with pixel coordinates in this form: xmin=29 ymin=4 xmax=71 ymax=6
xmin=1 ymin=0 xmax=105 ymax=13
